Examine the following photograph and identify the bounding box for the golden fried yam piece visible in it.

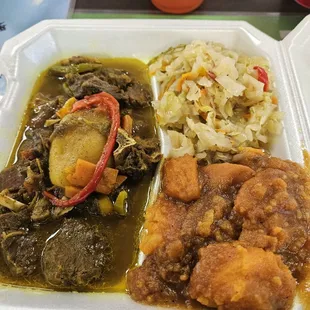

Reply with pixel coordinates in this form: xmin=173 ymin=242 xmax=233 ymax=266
xmin=235 ymin=167 xmax=310 ymax=271
xmin=189 ymin=243 xmax=296 ymax=310
xmin=140 ymin=194 xmax=186 ymax=255
xmin=163 ymin=154 xmax=200 ymax=202
xmin=202 ymin=163 xmax=254 ymax=191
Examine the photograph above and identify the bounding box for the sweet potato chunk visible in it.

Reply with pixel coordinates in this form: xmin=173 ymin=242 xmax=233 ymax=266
xmin=163 ymin=154 xmax=200 ymax=202
xmin=189 ymin=243 xmax=296 ymax=310
xmin=140 ymin=194 xmax=186 ymax=255
xmin=202 ymin=163 xmax=254 ymax=191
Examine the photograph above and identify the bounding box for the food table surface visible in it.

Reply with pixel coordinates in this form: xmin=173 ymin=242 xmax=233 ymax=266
xmin=73 ymin=0 xmax=309 ymax=39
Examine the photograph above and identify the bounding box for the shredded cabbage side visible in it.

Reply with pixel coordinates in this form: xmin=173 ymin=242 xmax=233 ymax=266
xmin=150 ymin=40 xmax=283 ymax=160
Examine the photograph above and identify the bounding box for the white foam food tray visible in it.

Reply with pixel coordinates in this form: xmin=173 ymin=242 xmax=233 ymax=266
xmin=0 ymin=17 xmax=309 ymax=310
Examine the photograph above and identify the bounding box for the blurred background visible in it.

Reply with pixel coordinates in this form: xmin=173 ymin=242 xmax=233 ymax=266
xmin=0 ymin=0 xmax=74 ymax=48
xmin=0 ymin=0 xmax=309 ymax=48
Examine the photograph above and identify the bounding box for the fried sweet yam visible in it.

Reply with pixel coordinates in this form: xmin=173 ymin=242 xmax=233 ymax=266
xmin=163 ymin=154 xmax=200 ymax=203
xmin=140 ymin=193 xmax=186 ymax=256
xmin=128 ymin=152 xmax=310 ymax=308
xmin=189 ymin=243 xmax=296 ymax=310
xmin=140 ymin=193 xmax=196 ymax=284
xmin=234 ymin=154 xmax=310 ymax=272
xmin=201 ymin=163 xmax=255 ymax=191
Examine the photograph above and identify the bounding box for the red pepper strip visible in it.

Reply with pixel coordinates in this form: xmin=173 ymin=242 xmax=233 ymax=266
xmin=253 ymin=66 xmax=269 ymax=92
xmin=208 ymin=71 xmax=216 ymax=80
xmin=44 ymin=92 xmax=120 ymax=207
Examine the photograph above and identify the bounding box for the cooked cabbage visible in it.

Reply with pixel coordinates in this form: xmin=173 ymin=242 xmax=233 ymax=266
xmin=149 ymin=41 xmax=283 ymax=158
xmin=167 ymin=130 xmax=195 ymax=157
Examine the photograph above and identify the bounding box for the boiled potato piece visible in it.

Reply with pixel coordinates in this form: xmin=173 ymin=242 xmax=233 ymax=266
xmin=49 ymin=109 xmax=110 ymax=188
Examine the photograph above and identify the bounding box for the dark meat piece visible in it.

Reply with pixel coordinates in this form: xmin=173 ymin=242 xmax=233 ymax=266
xmin=64 ymin=65 xmax=152 ymax=108
xmin=130 ymin=107 xmax=156 ymax=139
xmin=18 ymin=127 xmax=52 ymax=161
xmin=126 ymin=82 xmax=152 ymax=108
xmin=65 ymin=73 xmax=126 ymax=100
xmin=57 ymin=57 xmax=132 ymax=88
xmin=127 ymin=257 xmax=178 ymax=304
xmin=42 ymin=218 xmax=112 ymax=287
xmin=113 ymin=129 xmax=161 ymax=180
xmin=0 ymin=158 xmax=47 ymax=205
xmin=0 ymin=156 xmax=46 ymax=194
xmin=0 ymin=128 xmax=51 ymax=202
xmin=50 ymin=64 xmax=103 ymax=76
xmin=163 ymin=154 xmax=200 ymax=203
xmin=2 ymin=230 xmax=43 ymax=276
xmin=30 ymin=94 xmax=65 ymax=128
xmin=23 ymin=167 xmax=44 ymax=194
xmin=0 ymin=164 xmax=27 ymax=192
xmin=0 ymin=128 xmax=50 ymax=193
xmin=0 ymin=208 xmax=30 ymax=234
xmin=116 ymin=148 xmax=153 ymax=180
xmin=31 ymin=104 xmax=56 ymax=128
xmin=0 ymin=161 xmax=46 ymax=205
xmin=97 ymin=67 xmax=132 ymax=89
xmin=189 ymin=243 xmax=296 ymax=310
xmin=134 ymin=136 xmax=160 ymax=155
xmin=0 ymin=207 xmax=8 ymax=215
xmin=60 ymin=56 xmax=101 ymax=66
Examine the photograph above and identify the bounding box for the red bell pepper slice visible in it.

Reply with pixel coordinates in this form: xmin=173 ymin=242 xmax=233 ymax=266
xmin=208 ymin=71 xmax=216 ymax=80
xmin=253 ymin=66 xmax=269 ymax=92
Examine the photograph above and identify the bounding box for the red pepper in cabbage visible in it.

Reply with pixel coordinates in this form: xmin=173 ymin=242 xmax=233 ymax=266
xmin=253 ymin=66 xmax=269 ymax=92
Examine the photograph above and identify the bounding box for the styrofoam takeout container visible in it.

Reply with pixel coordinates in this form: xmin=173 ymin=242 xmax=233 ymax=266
xmin=0 ymin=17 xmax=309 ymax=310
